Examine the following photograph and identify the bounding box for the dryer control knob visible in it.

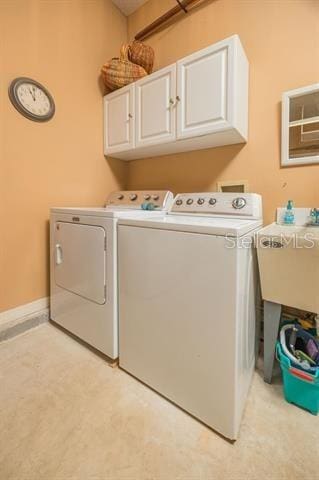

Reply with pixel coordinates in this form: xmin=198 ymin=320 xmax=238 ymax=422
xmin=232 ymin=197 xmax=246 ymax=209
xmin=152 ymin=195 xmax=159 ymax=201
xmin=186 ymin=198 xmax=194 ymax=205
xmin=197 ymin=198 xmax=205 ymax=205
xmin=209 ymin=198 xmax=217 ymax=206
xmin=117 ymin=194 xmax=124 ymax=200
xmin=175 ymin=199 xmax=183 ymax=206
xmin=129 ymin=193 xmax=138 ymax=201
xmin=144 ymin=194 xmax=151 ymax=200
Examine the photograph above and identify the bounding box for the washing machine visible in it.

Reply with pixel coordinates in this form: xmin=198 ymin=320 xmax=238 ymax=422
xmin=50 ymin=190 xmax=174 ymax=359
xmin=118 ymin=192 xmax=262 ymax=439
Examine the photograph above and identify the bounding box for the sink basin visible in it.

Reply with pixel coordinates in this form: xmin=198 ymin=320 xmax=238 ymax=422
xmin=257 ymin=210 xmax=319 ymax=314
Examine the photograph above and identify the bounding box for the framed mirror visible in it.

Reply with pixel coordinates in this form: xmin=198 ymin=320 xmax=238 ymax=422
xmin=281 ymin=83 xmax=319 ymax=166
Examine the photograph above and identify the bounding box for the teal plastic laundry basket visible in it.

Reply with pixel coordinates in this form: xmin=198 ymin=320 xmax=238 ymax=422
xmin=276 ymin=343 xmax=319 ymax=415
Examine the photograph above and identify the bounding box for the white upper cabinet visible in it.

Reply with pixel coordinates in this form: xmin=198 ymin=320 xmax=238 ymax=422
xmin=104 ymin=84 xmax=134 ymax=154
xmin=136 ymin=65 xmax=176 ymax=148
xmin=177 ymin=38 xmax=231 ymax=139
xmin=104 ymin=35 xmax=248 ymax=161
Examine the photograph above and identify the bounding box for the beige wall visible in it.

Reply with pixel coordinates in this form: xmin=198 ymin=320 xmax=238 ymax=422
xmin=127 ymin=0 xmax=319 ymax=222
xmin=0 ymin=0 xmax=127 ymax=312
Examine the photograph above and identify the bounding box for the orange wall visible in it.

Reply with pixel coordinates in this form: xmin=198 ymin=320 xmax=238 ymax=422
xmin=127 ymin=0 xmax=319 ymax=222
xmin=1 ymin=0 xmax=318 ymax=312
xmin=0 ymin=0 xmax=127 ymax=312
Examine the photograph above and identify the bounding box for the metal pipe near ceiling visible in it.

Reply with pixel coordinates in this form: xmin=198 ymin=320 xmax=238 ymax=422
xmin=134 ymin=0 xmax=207 ymax=41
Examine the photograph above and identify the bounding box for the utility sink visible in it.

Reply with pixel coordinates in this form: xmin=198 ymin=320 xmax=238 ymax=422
xmin=257 ymin=208 xmax=319 ymax=314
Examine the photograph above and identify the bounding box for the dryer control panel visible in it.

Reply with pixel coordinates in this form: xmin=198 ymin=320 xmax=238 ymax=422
xmin=105 ymin=191 xmax=174 ymax=211
xmin=171 ymin=192 xmax=262 ymax=219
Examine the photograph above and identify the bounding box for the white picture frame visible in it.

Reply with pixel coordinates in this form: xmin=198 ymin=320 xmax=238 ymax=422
xmin=281 ymin=83 xmax=319 ymax=167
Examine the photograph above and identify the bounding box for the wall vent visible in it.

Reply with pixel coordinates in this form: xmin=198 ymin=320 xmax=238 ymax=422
xmin=216 ymin=180 xmax=248 ymax=193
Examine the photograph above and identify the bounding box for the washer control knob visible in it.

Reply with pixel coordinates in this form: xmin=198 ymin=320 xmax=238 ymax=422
xmin=152 ymin=194 xmax=159 ymax=201
xmin=144 ymin=194 xmax=151 ymax=200
xmin=129 ymin=193 xmax=138 ymax=201
xmin=175 ymin=199 xmax=183 ymax=206
xmin=209 ymin=198 xmax=217 ymax=206
xmin=186 ymin=198 xmax=194 ymax=205
xmin=117 ymin=194 xmax=124 ymax=200
xmin=232 ymin=197 xmax=246 ymax=209
xmin=197 ymin=198 xmax=205 ymax=205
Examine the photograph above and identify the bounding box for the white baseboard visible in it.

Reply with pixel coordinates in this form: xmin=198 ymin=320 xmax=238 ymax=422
xmin=0 ymin=297 xmax=49 ymax=325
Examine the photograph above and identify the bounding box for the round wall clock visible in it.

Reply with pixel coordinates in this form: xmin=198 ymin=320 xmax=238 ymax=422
xmin=8 ymin=77 xmax=55 ymax=122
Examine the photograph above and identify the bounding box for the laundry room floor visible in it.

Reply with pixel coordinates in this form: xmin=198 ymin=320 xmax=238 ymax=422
xmin=0 ymin=323 xmax=318 ymax=480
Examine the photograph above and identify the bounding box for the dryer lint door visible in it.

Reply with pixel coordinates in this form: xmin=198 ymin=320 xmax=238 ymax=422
xmin=54 ymin=222 xmax=106 ymax=305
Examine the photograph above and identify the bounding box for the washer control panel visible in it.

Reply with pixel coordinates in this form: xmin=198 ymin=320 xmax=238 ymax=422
xmin=105 ymin=191 xmax=174 ymax=210
xmin=170 ymin=193 xmax=262 ymax=219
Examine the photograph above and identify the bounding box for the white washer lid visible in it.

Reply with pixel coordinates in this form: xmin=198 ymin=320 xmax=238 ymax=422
xmin=118 ymin=215 xmax=263 ymax=237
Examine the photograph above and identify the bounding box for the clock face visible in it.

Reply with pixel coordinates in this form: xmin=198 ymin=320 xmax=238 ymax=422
xmin=9 ymin=77 xmax=55 ymax=122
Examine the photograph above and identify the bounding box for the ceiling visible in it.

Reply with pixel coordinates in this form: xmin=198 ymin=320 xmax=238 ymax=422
xmin=112 ymin=0 xmax=149 ymax=16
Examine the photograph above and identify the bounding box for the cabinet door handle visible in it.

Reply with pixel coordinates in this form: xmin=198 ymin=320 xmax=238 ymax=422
xmin=169 ymin=98 xmax=175 ymax=106
xmin=128 ymin=113 xmax=133 ymax=119
xmin=176 ymin=95 xmax=181 ymax=102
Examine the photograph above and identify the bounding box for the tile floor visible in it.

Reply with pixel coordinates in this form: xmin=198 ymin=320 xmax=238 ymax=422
xmin=0 ymin=323 xmax=318 ymax=480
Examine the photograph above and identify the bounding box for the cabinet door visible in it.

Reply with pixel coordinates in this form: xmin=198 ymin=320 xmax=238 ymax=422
xmin=136 ymin=65 xmax=176 ymax=148
xmin=104 ymin=85 xmax=134 ymax=155
xmin=177 ymin=38 xmax=234 ymax=139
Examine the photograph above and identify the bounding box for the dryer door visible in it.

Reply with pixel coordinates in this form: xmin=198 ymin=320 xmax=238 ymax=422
xmin=54 ymin=222 xmax=106 ymax=304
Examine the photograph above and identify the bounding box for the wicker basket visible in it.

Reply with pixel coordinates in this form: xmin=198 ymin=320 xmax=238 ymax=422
xmin=129 ymin=41 xmax=154 ymax=74
xmin=101 ymin=44 xmax=147 ymax=91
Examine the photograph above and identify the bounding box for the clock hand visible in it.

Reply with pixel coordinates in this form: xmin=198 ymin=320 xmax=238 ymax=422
xmin=29 ymin=87 xmax=35 ymax=101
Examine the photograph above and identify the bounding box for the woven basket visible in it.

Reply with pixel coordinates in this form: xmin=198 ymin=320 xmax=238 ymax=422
xmin=129 ymin=41 xmax=154 ymax=74
xmin=101 ymin=44 xmax=147 ymax=91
